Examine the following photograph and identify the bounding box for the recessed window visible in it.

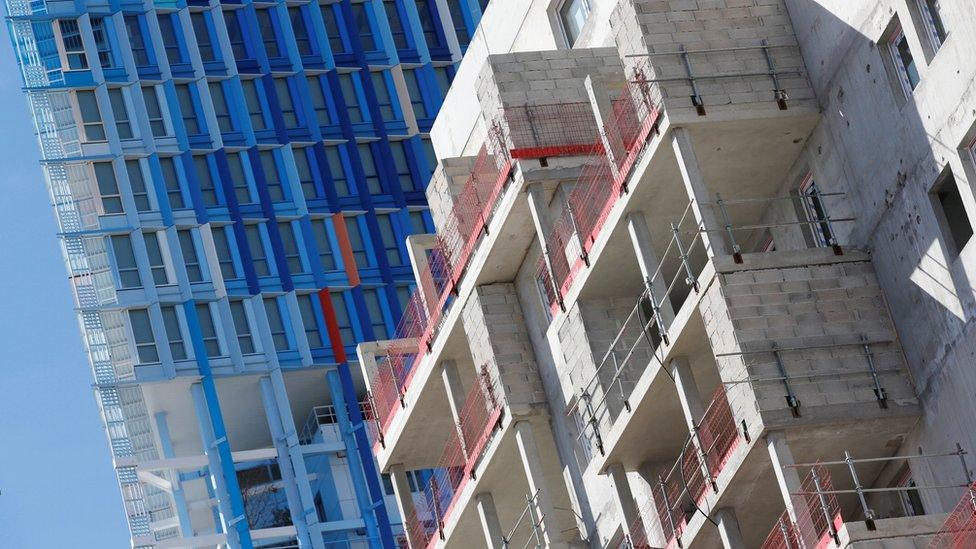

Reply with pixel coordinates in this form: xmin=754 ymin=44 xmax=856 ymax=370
xmin=90 ymin=18 xmax=114 ymax=69
xmin=190 ymin=12 xmax=217 ymax=62
xmin=57 ymin=19 xmax=88 ymax=70
xmin=142 ymin=85 xmax=168 ymax=137
xmin=344 ymin=216 xmax=369 ymax=266
xmin=94 ymin=162 xmax=123 ymax=214
xmin=242 ymin=79 xmax=268 ymax=131
xmin=330 ymin=290 xmax=354 ymax=342
xmin=227 ymin=152 xmax=253 ymax=205
xmin=294 ymin=147 xmax=318 ymax=200
xmin=375 ymin=213 xmax=402 ymax=266
xmin=108 ymin=88 xmax=133 ymax=140
xmin=160 ymin=157 xmax=186 ymax=210
xmin=129 ymin=309 xmax=159 ymax=364
xmin=176 ymin=84 xmax=203 ymax=136
xmin=289 ymin=7 xmax=313 ymax=56
xmin=209 ymin=81 xmax=234 ymax=133
xmin=125 ymin=15 xmax=151 ymax=67
xmin=255 ymin=8 xmax=282 ymax=59
xmin=559 ymin=0 xmax=590 ymax=47
xmin=796 ymin=174 xmax=834 ymax=248
xmin=156 ymin=13 xmax=185 ymax=65
xmin=446 ymin=1 xmax=470 ymax=49
xmin=299 ymin=294 xmax=324 ymax=349
xmin=212 ymin=226 xmax=239 ymax=279
xmin=918 ymin=0 xmax=947 ymax=50
xmin=75 ymin=90 xmax=106 ymax=142
xmin=259 ymin=150 xmax=286 ymax=203
xmin=887 ymin=25 xmax=920 ymax=97
xmin=230 ymin=300 xmax=256 ymax=354
xmin=274 ymin=77 xmax=300 ymax=129
xmin=193 ymin=155 xmax=219 ymax=207
xmin=363 ymin=288 xmax=389 ymax=339
xmin=143 ymin=231 xmax=170 ymax=285
xmin=178 ymin=229 xmax=204 ymax=283
xmin=264 ymin=297 xmax=292 ymax=351
xmin=312 ymin=220 xmax=337 ymax=271
xmin=223 ymin=10 xmax=249 ymax=60
xmin=930 ymin=168 xmax=973 ymax=257
xmin=246 ymin=224 xmax=271 ymax=277
xmin=196 ymin=303 xmax=222 ymax=357
xmin=278 ymin=220 xmax=305 ymax=274
xmin=125 ymin=159 xmax=153 ymax=212
xmin=325 ymin=145 xmax=351 ymax=197
xmin=384 ymin=0 xmax=409 ymax=50
xmin=112 ymin=234 xmax=141 ymax=288
xmin=357 ymin=143 xmax=383 ymax=194
xmin=161 ymin=305 xmax=187 ymax=360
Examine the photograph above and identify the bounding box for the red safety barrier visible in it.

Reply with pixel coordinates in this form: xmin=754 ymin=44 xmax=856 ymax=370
xmin=503 ymin=102 xmax=601 ymax=159
xmin=536 ymin=253 xmax=561 ymax=314
xmin=568 ymin=150 xmax=622 ymax=256
xmin=928 ymin=482 xmax=976 ymax=548
xmin=406 ymin=368 xmax=505 ymax=549
xmin=649 ymin=389 xmax=740 ymax=548
xmin=761 ymin=464 xmax=843 ymax=549
xmin=544 ymin=207 xmax=587 ymax=299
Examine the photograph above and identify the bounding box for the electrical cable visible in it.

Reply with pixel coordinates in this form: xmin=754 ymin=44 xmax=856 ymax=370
xmin=636 ymin=294 xmax=675 ymax=383
xmin=675 ymin=432 xmax=719 ymax=530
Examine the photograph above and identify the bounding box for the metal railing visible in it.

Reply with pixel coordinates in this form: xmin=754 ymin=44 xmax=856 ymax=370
xmin=404 ymin=368 xmax=505 ymax=549
xmin=500 ymin=490 xmax=547 ymax=548
xmin=761 ymin=464 xmax=842 ymax=549
xmin=299 ymin=401 xmax=374 ymax=445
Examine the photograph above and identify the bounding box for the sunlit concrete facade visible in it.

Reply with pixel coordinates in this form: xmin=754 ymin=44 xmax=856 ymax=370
xmin=4 ymin=0 xmax=490 ymax=547
xmin=359 ymin=1 xmax=976 ymax=548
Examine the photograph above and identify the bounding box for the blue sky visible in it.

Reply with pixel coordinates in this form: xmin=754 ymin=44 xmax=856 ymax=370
xmin=0 ymin=27 xmax=130 ymax=548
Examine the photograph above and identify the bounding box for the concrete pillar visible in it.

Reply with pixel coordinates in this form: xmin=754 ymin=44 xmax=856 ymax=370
xmin=608 ymin=463 xmax=640 ymax=540
xmin=670 ymin=356 xmax=705 ymax=429
xmin=258 ymin=377 xmax=318 ymax=549
xmin=715 ymin=507 xmax=746 ymax=549
xmin=671 ymin=127 xmax=728 ymax=257
xmin=154 ymin=412 xmax=194 ymax=539
xmin=766 ymin=431 xmax=806 ymax=525
xmin=585 ymin=75 xmax=625 ymax=175
xmin=476 ymin=492 xmax=506 ymax=549
xmin=190 ymin=383 xmax=241 ymax=549
xmin=526 ymin=183 xmax=562 ymax=307
xmin=390 ymin=464 xmax=417 ymax=547
xmin=513 ymin=421 xmax=565 ymax=548
xmin=626 ymin=212 xmax=676 ymax=327
xmin=406 ymin=234 xmax=439 ymax=317
xmin=441 ymin=360 xmax=470 ymax=460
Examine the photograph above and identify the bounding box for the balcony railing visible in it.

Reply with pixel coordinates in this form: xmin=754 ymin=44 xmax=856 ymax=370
xmin=760 ymin=465 xmax=842 ymax=549
xmin=405 ymin=368 xmax=504 ymax=548
xmin=929 ymin=480 xmax=976 ymax=548
xmin=299 ymin=401 xmax=374 ymax=445
xmin=501 ymin=101 xmax=601 ymax=159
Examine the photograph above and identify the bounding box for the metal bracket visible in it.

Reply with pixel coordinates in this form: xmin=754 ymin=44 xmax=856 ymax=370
xmin=762 ymin=40 xmax=789 ymax=110
xmin=772 ymin=348 xmax=801 ymax=417
xmin=680 ymin=46 xmax=706 ymax=116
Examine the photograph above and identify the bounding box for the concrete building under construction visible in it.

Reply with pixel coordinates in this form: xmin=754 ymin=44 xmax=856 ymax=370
xmin=359 ymin=0 xmax=976 ymax=548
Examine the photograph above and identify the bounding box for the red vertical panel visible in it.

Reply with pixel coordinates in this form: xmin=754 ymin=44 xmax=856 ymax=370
xmin=331 ymin=213 xmax=361 ymax=286
xmin=317 ymin=288 xmax=347 ymax=364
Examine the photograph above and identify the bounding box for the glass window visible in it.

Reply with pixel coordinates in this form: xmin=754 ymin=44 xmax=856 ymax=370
xmin=560 ymin=0 xmax=590 ymax=46
xmin=227 ymin=152 xmax=253 ymax=205
xmin=403 ymin=69 xmax=428 ymax=120
xmin=275 ymin=77 xmax=299 ymax=129
xmin=890 ymin=28 xmax=920 ymax=93
xmin=256 ymin=8 xmax=281 ymax=58
xmin=376 ymin=214 xmax=401 ymax=265
xmin=157 ymin=13 xmax=184 ymax=65
xmin=358 ymin=143 xmax=383 ymax=194
xmin=125 ymin=15 xmax=150 ymax=66
xmin=58 ymin=19 xmax=88 ymax=70
xmin=409 ymin=210 xmax=428 ymax=234
xmin=196 ymin=303 xmax=222 ymax=357
xmin=363 ymin=288 xmax=388 ymax=339
xmin=307 ymin=75 xmax=332 ymax=126
xmin=798 ymin=176 xmax=833 ymax=248
xmin=242 ymin=79 xmax=267 ymax=131
xmin=371 ymin=71 xmax=396 ymax=121
xmin=320 ymin=5 xmax=346 ymax=54
xmin=230 ymin=300 xmax=255 ymax=354
xmin=330 ymin=291 xmax=354 ymax=342
xmin=351 ymin=3 xmax=377 ymax=51
xmin=94 ymin=162 xmax=123 ymax=214
xmin=212 ymin=227 xmax=238 ymax=279
xmin=125 ymin=159 xmax=152 ymax=212
xmin=175 ymin=84 xmax=202 ymax=136
xmin=384 ymin=0 xmax=408 ymax=49
xmin=325 ymin=145 xmax=351 ymax=197
xmin=191 ymin=12 xmax=216 ymax=62
xmin=260 ymin=150 xmax=286 ymax=203
xmin=446 ymin=2 xmax=470 ymax=48
xmin=129 ymin=309 xmax=159 ymax=363
xmin=344 ymin=216 xmax=369 ymax=266
xmin=289 ymin=7 xmax=313 ymax=56
xmin=390 ymin=141 xmax=415 ymax=191
xmin=108 ymin=88 xmax=133 ymax=140
xmin=144 ymin=231 xmax=169 ymax=285
xmin=223 ymin=10 xmax=249 ymax=59
xmin=76 ymin=91 xmax=106 ymax=142
xmin=160 ymin=157 xmax=186 ymax=209
xmin=194 ymin=155 xmax=219 ymax=207
xmin=294 ymin=148 xmax=318 ymax=199
xmin=112 ymin=234 xmax=141 ymax=288
xmin=312 ymin=220 xmax=337 ymax=271
xmin=434 ymin=66 xmax=452 ymax=99
xmin=920 ymin=0 xmax=947 ymax=48
xmin=91 ymin=18 xmax=114 ymax=69
xmin=264 ymin=297 xmax=291 ymax=351
xmin=278 ymin=221 xmax=305 ymax=274
xmin=161 ymin=306 xmax=186 ymax=360
xmin=209 ymin=81 xmax=234 ymax=133
xmin=299 ymin=294 xmax=323 ymax=349
xmin=142 ymin=86 xmax=167 ymax=137
xmin=246 ymin=224 xmax=270 ymax=277
xmin=338 ymin=73 xmax=363 ymax=123
xmin=421 ymin=137 xmax=437 ymax=177
xmin=414 ymin=0 xmax=440 ymax=46
xmin=178 ymin=229 xmax=204 ymax=282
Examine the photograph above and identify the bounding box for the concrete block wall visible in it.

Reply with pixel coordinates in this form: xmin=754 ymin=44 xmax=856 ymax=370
xmin=699 ymin=258 xmax=917 ymax=427
xmin=424 ymin=156 xmax=478 ymax=239
xmin=609 ymin=0 xmax=816 ymax=119
xmin=461 ymin=283 xmax=549 ymax=417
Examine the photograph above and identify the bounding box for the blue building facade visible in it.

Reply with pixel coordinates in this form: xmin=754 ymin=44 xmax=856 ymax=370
xmin=5 ymin=0 xmax=487 ymax=547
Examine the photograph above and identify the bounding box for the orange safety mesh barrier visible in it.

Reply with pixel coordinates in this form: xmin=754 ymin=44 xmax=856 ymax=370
xmin=928 ymin=482 xmax=976 ymax=548
xmin=503 ymin=102 xmax=601 ymax=159
xmin=761 ymin=464 xmax=843 ymax=549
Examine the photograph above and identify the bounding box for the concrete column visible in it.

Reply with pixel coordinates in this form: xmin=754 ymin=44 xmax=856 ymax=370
xmin=766 ymin=431 xmax=807 ymax=525
xmin=406 ymin=234 xmax=439 ymax=317
xmin=626 ymin=212 xmax=676 ymax=326
xmin=671 ymin=127 xmax=728 ymax=257
xmin=441 ymin=360 xmax=470 ymax=460
xmin=154 ymin=412 xmax=194 ymax=539
xmin=390 ymin=464 xmax=417 ymax=547
xmin=670 ymin=356 xmax=705 ymax=429
xmin=608 ymin=463 xmax=640 ymax=540
xmin=190 ymin=383 xmax=240 ymax=549
xmin=476 ymin=492 xmax=506 ymax=549
xmin=715 ymin=507 xmax=746 ymax=549
xmin=526 ymin=183 xmax=562 ymax=307
xmin=585 ymin=75 xmax=625 ymax=175
xmin=513 ymin=421 xmax=565 ymax=548
xmin=258 ymin=377 xmax=318 ymax=549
